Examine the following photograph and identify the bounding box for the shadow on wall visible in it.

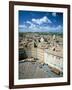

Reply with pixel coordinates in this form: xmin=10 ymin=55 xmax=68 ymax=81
xmin=19 ymin=49 xmax=28 ymax=60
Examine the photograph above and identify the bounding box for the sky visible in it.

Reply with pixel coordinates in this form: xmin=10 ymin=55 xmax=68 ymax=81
xmin=19 ymin=10 xmax=63 ymax=32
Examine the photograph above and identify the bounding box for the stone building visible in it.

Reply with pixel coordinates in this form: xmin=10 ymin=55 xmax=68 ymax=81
xmin=19 ymin=35 xmax=63 ymax=74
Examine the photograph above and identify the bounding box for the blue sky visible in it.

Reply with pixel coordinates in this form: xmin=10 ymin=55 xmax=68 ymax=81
xmin=19 ymin=10 xmax=63 ymax=32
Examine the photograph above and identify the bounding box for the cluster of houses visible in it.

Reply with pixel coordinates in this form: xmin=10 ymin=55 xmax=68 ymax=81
xmin=19 ymin=33 xmax=63 ymax=75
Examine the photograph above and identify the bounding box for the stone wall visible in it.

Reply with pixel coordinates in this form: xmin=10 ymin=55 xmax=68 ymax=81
xmin=20 ymin=47 xmax=63 ymax=72
xmin=37 ymin=48 xmax=44 ymax=63
xmin=44 ymin=49 xmax=63 ymax=72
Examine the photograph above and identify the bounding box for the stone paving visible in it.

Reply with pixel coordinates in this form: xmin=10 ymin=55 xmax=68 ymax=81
xmin=19 ymin=60 xmax=63 ymax=79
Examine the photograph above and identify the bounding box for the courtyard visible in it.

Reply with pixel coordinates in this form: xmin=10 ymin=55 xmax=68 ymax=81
xmin=19 ymin=59 xmax=63 ymax=79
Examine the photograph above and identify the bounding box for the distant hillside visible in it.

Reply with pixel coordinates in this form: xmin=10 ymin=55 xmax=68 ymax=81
xmin=19 ymin=32 xmax=63 ymax=37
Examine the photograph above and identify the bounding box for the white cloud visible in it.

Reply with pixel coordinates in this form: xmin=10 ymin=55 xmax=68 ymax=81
xmin=19 ymin=25 xmax=27 ymax=28
xmin=19 ymin=23 xmax=62 ymax=32
xmin=29 ymin=24 xmax=62 ymax=32
xmin=40 ymin=25 xmax=61 ymax=32
xmin=32 ymin=16 xmax=52 ymax=25
xmin=29 ymin=23 xmax=36 ymax=29
xmin=19 ymin=16 xmax=62 ymax=32
xmin=19 ymin=24 xmax=62 ymax=32
xmin=52 ymin=12 xmax=56 ymax=17
xmin=26 ymin=21 xmax=32 ymax=25
xmin=55 ymin=25 xmax=62 ymax=30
